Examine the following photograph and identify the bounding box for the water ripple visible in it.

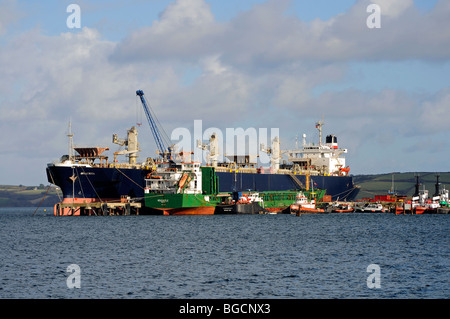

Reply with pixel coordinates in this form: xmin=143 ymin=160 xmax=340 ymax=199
xmin=0 ymin=209 xmax=448 ymax=298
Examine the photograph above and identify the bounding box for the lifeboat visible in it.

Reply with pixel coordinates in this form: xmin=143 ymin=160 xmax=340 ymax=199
xmin=339 ymin=166 xmax=350 ymax=176
xmin=178 ymin=173 xmax=189 ymax=189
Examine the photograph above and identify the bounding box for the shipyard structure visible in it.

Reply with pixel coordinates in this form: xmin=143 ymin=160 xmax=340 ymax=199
xmin=46 ymin=90 xmax=359 ymax=216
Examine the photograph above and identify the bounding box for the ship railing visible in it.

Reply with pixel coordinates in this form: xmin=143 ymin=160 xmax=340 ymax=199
xmin=107 ymin=163 xmax=150 ymax=169
xmin=214 ymin=167 xmax=257 ymax=173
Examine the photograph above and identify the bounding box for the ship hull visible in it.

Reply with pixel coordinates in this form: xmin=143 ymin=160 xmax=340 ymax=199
xmin=144 ymin=193 xmax=216 ymax=215
xmin=158 ymin=206 xmax=215 ymax=215
xmin=47 ymin=166 xmax=359 ymax=204
xmin=215 ymin=202 xmax=266 ymax=214
xmin=47 ymin=165 xmax=151 ymax=200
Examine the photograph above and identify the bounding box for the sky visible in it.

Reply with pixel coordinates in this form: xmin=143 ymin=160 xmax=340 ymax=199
xmin=0 ymin=0 xmax=449 ymax=186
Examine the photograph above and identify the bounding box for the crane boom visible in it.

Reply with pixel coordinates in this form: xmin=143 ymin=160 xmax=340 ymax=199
xmin=136 ymin=90 xmax=173 ymax=160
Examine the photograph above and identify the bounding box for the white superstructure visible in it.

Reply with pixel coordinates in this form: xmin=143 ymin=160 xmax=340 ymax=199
xmin=144 ymin=162 xmax=202 ymax=195
xmin=284 ymin=121 xmax=349 ymax=176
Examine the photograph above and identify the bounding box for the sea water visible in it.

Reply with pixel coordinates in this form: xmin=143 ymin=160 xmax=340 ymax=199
xmin=0 ymin=207 xmax=448 ymax=299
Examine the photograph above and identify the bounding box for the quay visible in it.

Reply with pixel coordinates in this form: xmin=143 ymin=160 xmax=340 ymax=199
xmin=54 ymin=196 xmax=141 ymax=216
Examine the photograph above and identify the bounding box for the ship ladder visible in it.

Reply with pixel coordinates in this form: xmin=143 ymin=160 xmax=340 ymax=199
xmin=289 ymin=173 xmax=304 ymax=189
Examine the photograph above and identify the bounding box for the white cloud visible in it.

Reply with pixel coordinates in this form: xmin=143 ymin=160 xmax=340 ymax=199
xmin=201 ymin=55 xmax=228 ymax=75
xmin=112 ymin=0 xmax=222 ymax=62
xmin=0 ymin=0 xmax=22 ymax=35
xmin=113 ymin=0 xmax=450 ymax=66
xmin=375 ymin=0 xmax=414 ymax=18
xmin=420 ymin=88 xmax=450 ymax=133
xmin=155 ymin=0 xmax=215 ymax=32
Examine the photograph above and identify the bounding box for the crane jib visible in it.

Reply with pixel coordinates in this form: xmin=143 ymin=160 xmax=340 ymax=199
xmin=136 ymin=90 xmax=173 ymax=159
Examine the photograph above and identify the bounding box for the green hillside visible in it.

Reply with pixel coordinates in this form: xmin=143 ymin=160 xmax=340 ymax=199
xmin=353 ymin=172 xmax=450 ymax=199
xmin=0 ymin=185 xmax=60 ymax=207
xmin=1 ymin=172 xmax=449 ymax=207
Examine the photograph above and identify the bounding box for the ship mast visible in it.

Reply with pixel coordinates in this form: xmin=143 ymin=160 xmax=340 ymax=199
xmin=68 ymin=120 xmax=74 ymax=161
xmin=315 ymin=120 xmax=324 ymax=146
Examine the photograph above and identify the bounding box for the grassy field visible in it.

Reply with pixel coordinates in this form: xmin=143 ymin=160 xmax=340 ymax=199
xmin=0 ymin=185 xmax=60 ymax=207
xmin=354 ymin=172 xmax=450 ymax=199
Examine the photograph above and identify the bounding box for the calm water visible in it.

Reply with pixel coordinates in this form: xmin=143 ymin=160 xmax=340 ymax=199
xmin=0 ymin=207 xmax=448 ymax=299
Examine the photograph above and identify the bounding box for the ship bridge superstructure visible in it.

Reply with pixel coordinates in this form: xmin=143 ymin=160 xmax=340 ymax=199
xmin=145 ymin=161 xmax=203 ymax=195
xmin=283 ymin=121 xmax=349 ymax=176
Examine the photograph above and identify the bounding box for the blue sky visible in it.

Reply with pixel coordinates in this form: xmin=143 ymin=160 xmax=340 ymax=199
xmin=7 ymin=0 xmax=440 ymax=39
xmin=0 ymin=0 xmax=449 ymax=185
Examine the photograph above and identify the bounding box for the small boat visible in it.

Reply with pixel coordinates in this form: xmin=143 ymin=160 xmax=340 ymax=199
xmin=290 ymin=191 xmax=324 ymax=215
xmin=355 ymin=202 xmax=384 ymax=213
xmin=395 ymin=206 xmax=404 ymax=215
xmin=413 ymin=206 xmax=427 ymax=214
xmin=326 ymin=202 xmax=354 ymax=213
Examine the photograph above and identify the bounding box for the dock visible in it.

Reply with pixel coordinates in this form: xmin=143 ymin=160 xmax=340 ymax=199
xmin=54 ymin=196 xmax=142 ymax=216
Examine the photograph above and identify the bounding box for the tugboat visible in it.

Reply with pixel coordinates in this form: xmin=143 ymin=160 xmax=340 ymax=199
xmin=261 ymin=190 xmax=325 ymax=214
xmin=411 ymin=175 xmax=433 ymax=214
xmin=432 ymin=174 xmax=449 ymax=210
xmin=395 ymin=175 xmax=450 ymax=214
xmin=215 ymin=191 xmax=267 ymax=214
xmin=290 ymin=191 xmax=324 ymax=215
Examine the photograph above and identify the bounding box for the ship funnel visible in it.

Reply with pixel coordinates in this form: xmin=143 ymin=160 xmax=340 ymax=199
xmin=326 ymin=134 xmax=338 ymax=149
xmin=413 ymin=175 xmax=421 ymax=197
xmin=434 ymin=174 xmax=441 ymax=197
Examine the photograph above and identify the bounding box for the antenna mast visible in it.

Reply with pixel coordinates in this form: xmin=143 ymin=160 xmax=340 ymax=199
xmin=68 ymin=120 xmax=74 ymax=161
xmin=315 ymin=120 xmax=324 ymax=146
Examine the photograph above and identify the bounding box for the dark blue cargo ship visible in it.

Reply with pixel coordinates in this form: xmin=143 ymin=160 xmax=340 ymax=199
xmin=46 ymin=120 xmax=359 ymax=209
xmin=46 ymin=163 xmax=359 ymax=202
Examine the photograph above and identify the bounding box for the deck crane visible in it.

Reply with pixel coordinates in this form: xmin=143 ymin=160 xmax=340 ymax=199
xmin=136 ymin=90 xmax=174 ymax=161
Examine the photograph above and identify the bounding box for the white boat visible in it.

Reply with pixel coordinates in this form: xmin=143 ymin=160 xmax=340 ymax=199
xmin=356 ymin=203 xmax=384 ymax=213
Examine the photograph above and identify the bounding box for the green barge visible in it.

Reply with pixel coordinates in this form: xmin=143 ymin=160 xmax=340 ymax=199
xmin=144 ymin=162 xmax=326 ymax=215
